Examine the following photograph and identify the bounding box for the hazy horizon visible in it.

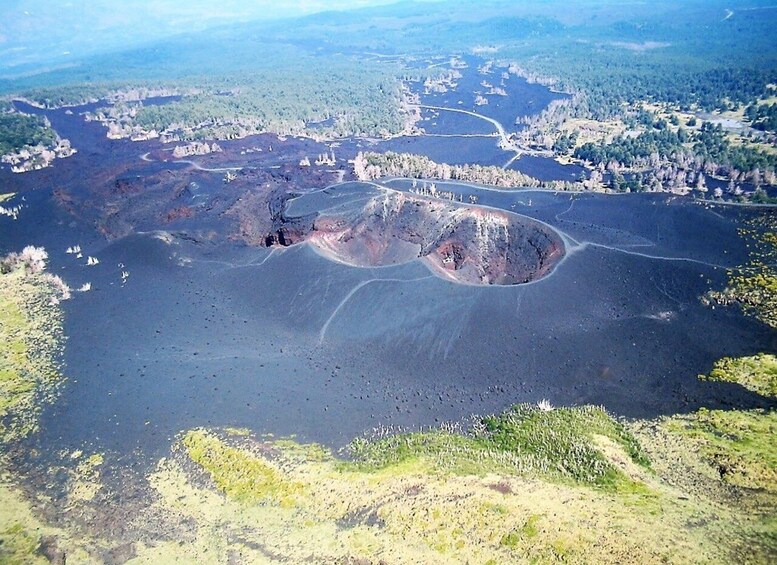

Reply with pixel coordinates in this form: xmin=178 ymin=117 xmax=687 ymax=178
xmin=2 ymin=0 xmax=759 ymax=77
xmin=0 ymin=0 xmax=429 ymax=75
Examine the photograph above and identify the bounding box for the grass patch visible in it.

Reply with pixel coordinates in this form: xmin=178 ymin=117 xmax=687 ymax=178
xmin=133 ymin=397 xmax=777 ymax=563
xmin=222 ymin=426 xmax=250 ymax=436
xmin=501 ymin=514 xmax=542 ymax=548
xmin=67 ymin=452 xmax=105 ymax=504
xmin=272 ymin=438 xmax=331 ymax=462
xmin=160 ymin=415 xmax=692 ymax=563
xmin=696 ymin=212 xmax=777 ymax=500
xmin=0 ymin=258 xmax=65 ymax=442
xmin=0 ymin=522 xmax=42 ymax=565
xmin=701 ymin=353 xmax=777 ymax=398
xmin=521 ymin=513 xmax=541 ymax=539
xmin=348 ymin=404 xmax=649 ymax=490
xmin=181 ymin=429 xmax=302 ymax=506
xmin=665 ymin=408 xmax=777 ymax=493
xmin=0 ymin=477 xmax=97 ymax=565
xmin=152 ymin=423 xmax=724 ymax=564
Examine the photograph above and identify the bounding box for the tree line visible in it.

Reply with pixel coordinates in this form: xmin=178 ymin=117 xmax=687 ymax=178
xmin=354 ymin=151 xmax=581 ymax=191
xmin=573 ymin=121 xmax=776 ymax=190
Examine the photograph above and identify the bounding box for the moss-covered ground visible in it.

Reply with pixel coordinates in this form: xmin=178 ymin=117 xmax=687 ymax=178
xmin=701 ymin=353 xmax=777 ymax=399
xmin=663 ymin=408 xmax=776 ymax=493
xmin=0 ymin=252 xmax=101 ymax=564
xmin=0 ymin=263 xmax=64 ymax=443
xmin=128 ymin=400 xmax=773 ymax=564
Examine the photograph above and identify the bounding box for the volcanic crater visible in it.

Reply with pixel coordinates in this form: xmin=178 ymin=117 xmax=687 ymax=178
xmin=268 ymin=184 xmax=565 ymax=285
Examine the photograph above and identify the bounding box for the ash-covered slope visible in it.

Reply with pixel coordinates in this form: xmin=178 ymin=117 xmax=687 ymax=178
xmin=269 ymin=183 xmax=564 ymax=285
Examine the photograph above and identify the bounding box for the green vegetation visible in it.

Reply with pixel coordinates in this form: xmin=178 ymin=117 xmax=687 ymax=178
xmin=252 ymin=1 xmax=777 ymax=121
xmin=494 ymin=3 xmax=777 ymax=188
xmin=181 ymin=428 xmax=302 ymax=506
xmin=0 ymin=248 xmax=99 ymax=564
xmin=137 ymin=412 xmax=774 ymax=563
xmin=0 ymin=112 xmax=56 ymax=156
xmin=3 ymin=1 xmax=774 ymax=186
xmin=0 ymin=2 xmax=774 ymax=561
xmin=693 ymin=122 xmax=777 ymax=176
xmin=129 ymin=68 xmax=405 ymax=139
xmin=706 ymin=214 xmax=777 ymax=328
xmin=522 ymin=51 xmax=774 ymax=122
xmin=574 ymin=121 xmax=777 ymax=191
xmin=0 ymin=248 xmax=67 ymax=442
xmin=15 ymin=84 xmax=120 ymax=108
xmin=493 ymin=3 xmax=776 ymax=120
xmin=0 ymin=522 xmax=41 ymax=565
xmin=0 ymin=477 xmax=99 ymax=565
xmin=1 ymin=403 xmax=773 ymax=564
xmin=500 ymin=514 xmax=541 ymax=548
xmin=349 ymin=404 xmax=647 ymax=490
xmin=500 ymin=513 xmax=541 ymax=547
xmin=690 ymin=215 xmax=777 ymax=499
xmin=746 ymin=102 xmax=777 ymax=133
xmin=752 ymin=190 xmax=777 ymax=205
xmin=665 ymin=408 xmax=776 ymax=493
xmin=144 ymin=204 xmax=776 ymax=561
xmin=17 ymin=55 xmax=414 ymax=141
xmin=67 ymin=452 xmax=105 ymax=504
xmin=356 ymin=151 xmax=582 ymax=190
xmin=701 ymin=354 xmax=777 ymax=399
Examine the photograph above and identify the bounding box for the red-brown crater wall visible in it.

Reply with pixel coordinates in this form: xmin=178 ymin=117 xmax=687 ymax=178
xmin=271 ymin=189 xmax=564 ymax=286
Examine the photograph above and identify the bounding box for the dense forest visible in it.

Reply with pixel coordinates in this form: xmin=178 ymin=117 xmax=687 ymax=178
xmin=514 ymin=57 xmax=776 ymax=122
xmin=7 ymin=1 xmax=775 ymax=122
xmin=0 ymin=111 xmax=56 ymax=155
xmin=16 ymin=56 xmax=422 ymax=141
xmin=745 ymin=103 xmax=777 ymax=133
xmin=254 ymin=1 xmax=777 ymax=122
xmin=16 ymin=84 xmax=125 ymax=108
xmin=565 ymin=122 xmax=777 ymax=173
xmin=127 ymin=69 xmax=406 ymax=140
xmin=573 ymin=121 xmax=777 ymax=187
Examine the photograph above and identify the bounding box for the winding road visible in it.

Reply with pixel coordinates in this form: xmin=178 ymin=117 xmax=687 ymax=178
xmin=418 ymin=104 xmax=554 ymax=167
xmin=420 ymin=104 xmax=513 ymax=149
